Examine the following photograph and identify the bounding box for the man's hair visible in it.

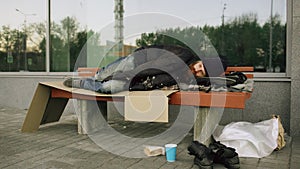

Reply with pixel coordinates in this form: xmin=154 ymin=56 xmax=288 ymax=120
xmin=202 ymin=57 xmax=227 ymax=77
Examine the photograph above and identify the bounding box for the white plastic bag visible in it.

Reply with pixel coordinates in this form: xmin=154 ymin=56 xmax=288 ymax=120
xmin=213 ymin=118 xmax=278 ymax=158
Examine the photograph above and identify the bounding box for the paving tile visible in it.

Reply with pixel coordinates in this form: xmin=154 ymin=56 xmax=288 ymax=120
xmin=239 ymin=159 xmax=258 ymax=167
xmin=290 ymin=162 xmax=300 ymax=169
xmin=0 ymin=105 xmax=299 ymax=169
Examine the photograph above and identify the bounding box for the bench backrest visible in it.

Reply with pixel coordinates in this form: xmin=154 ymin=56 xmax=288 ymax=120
xmin=77 ymin=66 xmax=254 ymax=78
xmin=225 ymin=66 xmax=254 ymax=79
xmin=77 ymin=67 xmax=100 ymax=77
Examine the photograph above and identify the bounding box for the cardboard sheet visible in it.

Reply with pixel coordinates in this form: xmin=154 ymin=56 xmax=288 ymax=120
xmin=40 ymin=81 xmax=129 ymax=97
xmin=40 ymin=81 xmax=177 ymax=123
xmin=124 ymin=90 xmax=177 ymax=123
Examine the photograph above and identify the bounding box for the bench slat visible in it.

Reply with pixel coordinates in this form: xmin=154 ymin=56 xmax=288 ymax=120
xmin=225 ymin=66 xmax=254 ymax=79
xmin=77 ymin=66 xmax=254 ymax=78
xmin=225 ymin=66 xmax=254 ymax=72
xmin=78 ymin=68 xmax=99 ymax=77
xmin=51 ymin=88 xmax=251 ymax=109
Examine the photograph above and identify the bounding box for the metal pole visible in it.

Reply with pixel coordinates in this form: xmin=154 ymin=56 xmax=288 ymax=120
xmin=16 ymin=9 xmax=36 ymax=71
xmin=268 ymin=0 xmax=273 ymax=72
xmin=24 ymin=16 xmax=28 ymax=71
xmin=114 ymin=0 xmax=124 ymax=55
xmin=221 ymin=3 xmax=226 ymax=56
xmin=46 ymin=0 xmax=50 ymax=72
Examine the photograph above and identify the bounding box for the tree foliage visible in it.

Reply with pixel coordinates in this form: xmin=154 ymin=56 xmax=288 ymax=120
xmin=135 ymin=13 xmax=286 ymax=72
xmin=0 ymin=17 xmax=101 ymax=72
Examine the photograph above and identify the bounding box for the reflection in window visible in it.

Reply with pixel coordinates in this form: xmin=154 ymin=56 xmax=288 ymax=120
xmin=0 ymin=0 xmax=46 ymax=72
xmin=120 ymin=0 xmax=287 ymax=72
xmin=51 ymin=0 xmax=85 ymax=72
xmin=0 ymin=0 xmax=287 ymax=73
xmin=90 ymin=0 xmax=287 ymax=73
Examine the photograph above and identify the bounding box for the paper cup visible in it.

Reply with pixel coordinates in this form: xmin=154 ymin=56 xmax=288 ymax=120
xmin=165 ymin=144 xmax=177 ymax=162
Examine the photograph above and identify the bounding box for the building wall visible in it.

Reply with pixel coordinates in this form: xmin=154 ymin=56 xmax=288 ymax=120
xmin=290 ymin=0 xmax=300 ymax=136
xmin=221 ymin=81 xmax=291 ymax=135
xmin=0 ymin=76 xmax=75 ymax=114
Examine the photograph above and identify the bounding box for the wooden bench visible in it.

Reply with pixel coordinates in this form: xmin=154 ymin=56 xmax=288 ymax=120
xmin=75 ymin=67 xmax=253 ymax=108
xmin=21 ymin=66 xmax=253 ymax=145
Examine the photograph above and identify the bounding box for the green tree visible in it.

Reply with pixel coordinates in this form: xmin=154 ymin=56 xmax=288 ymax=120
xmin=135 ymin=12 xmax=286 ymax=72
xmin=0 ymin=26 xmax=26 ymax=71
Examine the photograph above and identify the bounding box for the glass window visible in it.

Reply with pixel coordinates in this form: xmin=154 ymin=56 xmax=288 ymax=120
xmin=86 ymin=0 xmax=287 ymax=73
xmin=0 ymin=0 xmax=287 ymax=73
xmin=51 ymin=0 xmax=87 ymax=72
xmin=0 ymin=0 xmax=46 ymax=72
xmin=130 ymin=0 xmax=286 ymax=73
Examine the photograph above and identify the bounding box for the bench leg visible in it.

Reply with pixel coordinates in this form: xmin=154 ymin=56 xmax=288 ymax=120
xmin=77 ymin=100 xmax=108 ymax=134
xmin=21 ymin=84 xmax=51 ymax=132
xmin=193 ymin=107 xmax=223 ymax=146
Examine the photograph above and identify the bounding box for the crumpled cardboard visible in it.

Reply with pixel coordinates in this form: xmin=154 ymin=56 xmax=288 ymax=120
xmin=144 ymin=145 xmax=165 ymax=156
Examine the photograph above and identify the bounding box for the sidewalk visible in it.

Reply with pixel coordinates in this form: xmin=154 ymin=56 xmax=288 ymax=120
xmin=0 ymin=105 xmax=299 ymax=169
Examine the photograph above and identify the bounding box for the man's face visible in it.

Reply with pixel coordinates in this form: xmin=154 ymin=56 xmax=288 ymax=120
xmin=190 ymin=61 xmax=206 ymax=77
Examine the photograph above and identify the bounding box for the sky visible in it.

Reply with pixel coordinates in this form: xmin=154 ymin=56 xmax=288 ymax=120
xmin=0 ymin=0 xmax=286 ymax=45
xmin=86 ymin=0 xmax=286 ymax=30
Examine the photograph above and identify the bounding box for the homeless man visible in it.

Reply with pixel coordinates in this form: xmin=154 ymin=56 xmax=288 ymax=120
xmin=63 ymin=45 xmax=227 ymax=93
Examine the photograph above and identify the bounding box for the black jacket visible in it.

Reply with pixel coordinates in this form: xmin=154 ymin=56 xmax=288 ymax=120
xmin=109 ymin=45 xmax=201 ymax=90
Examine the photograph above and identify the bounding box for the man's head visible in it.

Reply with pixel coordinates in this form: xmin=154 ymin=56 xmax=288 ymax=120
xmin=189 ymin=57 xmax=227 ymax=78
xmin=189 ymin=61 xmax=207 ymax=78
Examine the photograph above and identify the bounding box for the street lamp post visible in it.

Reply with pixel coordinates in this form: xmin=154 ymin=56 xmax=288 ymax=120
xmin=15 ymin=8 xmax=36 ymax=71
xmin=221 ymin=3 xmax=227 ymax=56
